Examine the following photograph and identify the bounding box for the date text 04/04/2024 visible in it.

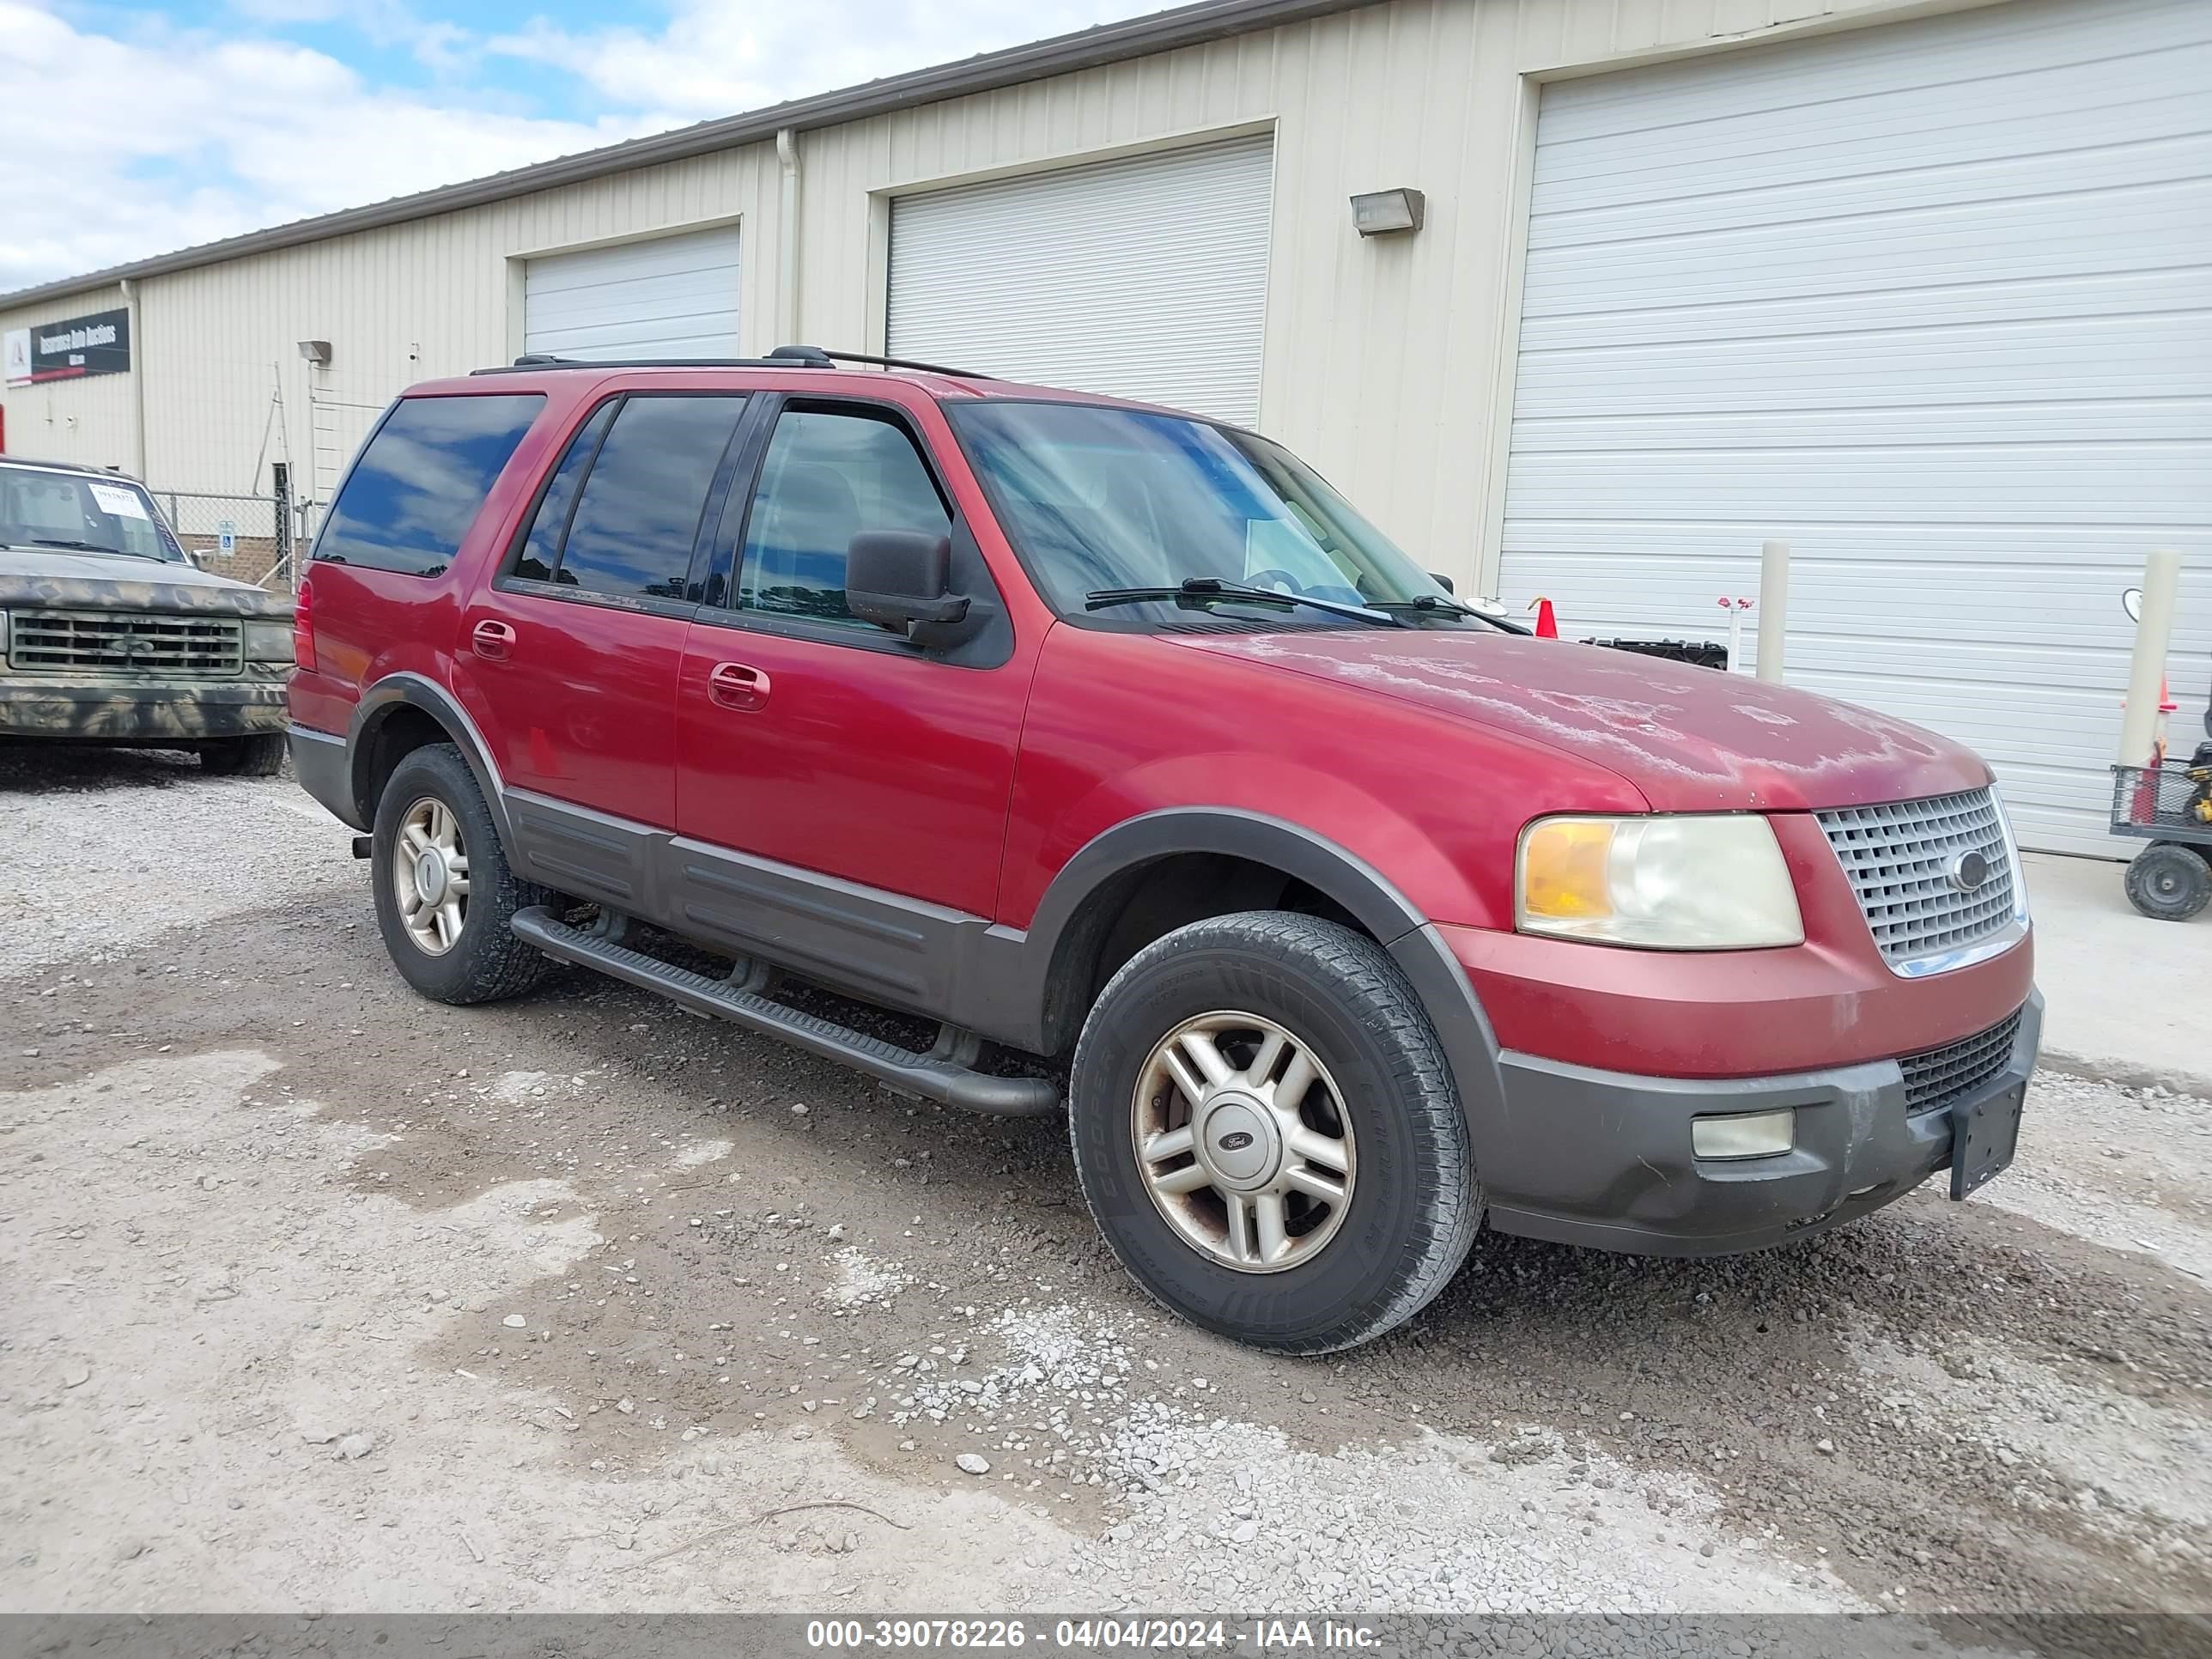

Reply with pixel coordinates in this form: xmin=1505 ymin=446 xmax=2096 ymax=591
xmin=805 ymin=1619 xmax=1382 ymax=1650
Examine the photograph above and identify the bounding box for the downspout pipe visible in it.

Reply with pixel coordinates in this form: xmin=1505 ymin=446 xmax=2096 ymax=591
xmin=775 ymin=127 xmax=800 ymax=349
xmin=118 ymin=276 xmax=148 ymax=477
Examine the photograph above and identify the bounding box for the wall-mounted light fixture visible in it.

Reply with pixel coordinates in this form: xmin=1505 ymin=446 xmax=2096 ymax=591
xmin=1350 ymin=188 xmax=1425 ymax=237
xmin=296 ymin=339 xmax=332 ymax=366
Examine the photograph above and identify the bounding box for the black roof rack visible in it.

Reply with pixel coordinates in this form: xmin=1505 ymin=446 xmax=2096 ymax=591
xmin=471 ymin=344 xmax=994 ymax=379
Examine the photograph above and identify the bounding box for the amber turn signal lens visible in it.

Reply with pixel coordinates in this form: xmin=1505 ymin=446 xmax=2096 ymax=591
xmin=1519 ymin=817 xmax=1616 ymax=921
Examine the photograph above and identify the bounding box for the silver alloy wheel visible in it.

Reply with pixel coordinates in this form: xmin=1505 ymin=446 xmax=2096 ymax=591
xmin=393 ymin=795 xmax=470 ymax=956
xmin=1131 ymin=1011 xmax=1356 ymax=1273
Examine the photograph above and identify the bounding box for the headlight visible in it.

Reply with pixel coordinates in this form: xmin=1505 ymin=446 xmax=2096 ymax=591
xmin=1516 ymin=814 xmax=1803 ymax=949
xmin=243 ymin=619 xmax=295 ymax=663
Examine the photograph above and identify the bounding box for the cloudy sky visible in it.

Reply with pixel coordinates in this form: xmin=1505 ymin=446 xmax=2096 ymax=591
xmin=2 ymin=0 xmax=1167 ymax=295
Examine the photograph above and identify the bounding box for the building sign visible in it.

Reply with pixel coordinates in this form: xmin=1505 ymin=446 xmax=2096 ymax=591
xmin=7 ymin=307 xmax=131 ymax=385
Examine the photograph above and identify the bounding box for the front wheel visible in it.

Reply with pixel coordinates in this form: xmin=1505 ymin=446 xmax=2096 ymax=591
xmin=371 ymin=743 xmax=556 ymax=1003
xmin=201 ymin=733 xmax=286 ymax=776
xmin=2124 ymin=842 xmax=2212 ymax=922
xmin=1067 ymin=912 xmax=1480 ymax=1354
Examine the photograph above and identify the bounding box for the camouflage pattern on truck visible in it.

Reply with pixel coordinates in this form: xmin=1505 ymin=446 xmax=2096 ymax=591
xmin=0 ymin=571 xmax=294 ymax=617
xmin=1 ymin=551 xmax=295 ymax=744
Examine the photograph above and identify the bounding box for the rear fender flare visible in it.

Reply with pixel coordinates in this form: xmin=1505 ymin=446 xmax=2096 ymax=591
xmin=347 ymin=674 xmax=517 ymax=855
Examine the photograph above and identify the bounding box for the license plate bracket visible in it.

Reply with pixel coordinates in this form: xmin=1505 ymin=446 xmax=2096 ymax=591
xmin=1950 ymin=1079 xmax=2025 ymax=1200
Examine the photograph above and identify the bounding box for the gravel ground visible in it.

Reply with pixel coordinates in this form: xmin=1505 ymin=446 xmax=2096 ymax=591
xmin=3 ymin=747 xmax=2209 ymax=1640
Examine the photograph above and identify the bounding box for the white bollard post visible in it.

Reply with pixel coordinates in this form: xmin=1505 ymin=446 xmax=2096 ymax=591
xmin=2118 ymin=547 xmax=2184 ymax=767
xmin=1755 ymin=540 xmax=1790 ymax=684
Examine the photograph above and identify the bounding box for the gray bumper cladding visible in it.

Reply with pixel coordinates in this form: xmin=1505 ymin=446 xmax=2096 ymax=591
xmin=1480 ymin=991 xmax=2045 ymax=1256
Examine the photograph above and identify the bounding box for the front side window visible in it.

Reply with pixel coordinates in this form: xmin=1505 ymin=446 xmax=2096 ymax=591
xmin=0 ymin=465 xmax=179 ymax=563
xmin=949 ymin=401 xmax=1483 ymax=630
xmin=316 ymin=393 xmax=544 ymax=577
xmin=735 ymin=410 xmax=951 ymax=626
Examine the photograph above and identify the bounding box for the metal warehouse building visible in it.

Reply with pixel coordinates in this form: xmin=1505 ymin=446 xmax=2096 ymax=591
xmin=2 ymin=0 xmax=2206 ymax=856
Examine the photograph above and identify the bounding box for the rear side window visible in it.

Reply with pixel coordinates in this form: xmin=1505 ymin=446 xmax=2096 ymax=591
xmin=507 ymin=394 xmax=745 ymax=602
xmin=314 ymin=394 xmax=544 ymax=577
xmin=512 ymin=402 xmax=616 ymax=583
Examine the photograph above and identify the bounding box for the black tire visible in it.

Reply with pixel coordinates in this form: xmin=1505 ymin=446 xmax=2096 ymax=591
xmin=371 ymin=743 xmax=556 ymax=1003
xmin=1067 ymin=911 xmax=1480 ymax=1355
xmin=202 ymin=733 xmax=287 ymax=776
xmin=2124 ymin=842 xmax=2212 ymax=922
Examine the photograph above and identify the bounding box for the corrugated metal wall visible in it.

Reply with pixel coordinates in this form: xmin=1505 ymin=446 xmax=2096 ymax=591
xmin=4 ymin=0 xmax=1999 ymax=565
xmin=1496 ymin=0 xmax=2211 ymax=855
xmin=137 ymin=151 xmax=775 ymax=511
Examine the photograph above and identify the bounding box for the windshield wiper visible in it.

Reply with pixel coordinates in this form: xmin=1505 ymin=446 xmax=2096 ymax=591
xmin=22 ymin=538 xmax=164 ymax=562
xmin=1364 ymin=594 xmax=1530 ymax=633
xmin=1085 ymin=577 xmax=1405 ymax=628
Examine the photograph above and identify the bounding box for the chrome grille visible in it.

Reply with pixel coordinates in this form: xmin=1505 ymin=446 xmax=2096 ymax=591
xmin=7 ymin=609 xmax=242 ymax=676
xmin=1814 ymin=787 xmax=2019 ymax=970
xmin=1899 ymin=1009 xmax=2023 ymax=1115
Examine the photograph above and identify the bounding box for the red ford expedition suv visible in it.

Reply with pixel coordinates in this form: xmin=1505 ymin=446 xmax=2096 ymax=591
xmin=289 ymin=348 xmax=2039 ymax=1354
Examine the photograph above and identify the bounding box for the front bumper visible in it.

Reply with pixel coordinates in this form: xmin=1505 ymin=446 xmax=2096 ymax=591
xmin=1480 ymin=989 xmax=2042 ymax=1255
xmin=0 ymin=677 xmax=289 ymax=742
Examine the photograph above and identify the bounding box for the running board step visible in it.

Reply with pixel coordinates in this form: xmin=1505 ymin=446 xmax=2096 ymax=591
xmin=510 ymin=906 xmax=1060 ymax=1118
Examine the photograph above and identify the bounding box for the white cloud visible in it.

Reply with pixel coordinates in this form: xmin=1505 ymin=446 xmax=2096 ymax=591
xmin=0 ymin=2 xmax=663 ymax=291
xmin=486 ymin=0 xmax=1146 ymax=119
xmin=0 ymin=0 xmax=1162 ymax=295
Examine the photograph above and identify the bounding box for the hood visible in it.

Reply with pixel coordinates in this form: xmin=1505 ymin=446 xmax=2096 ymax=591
xmin=1166 ymin=629 xmax=1989 ymax=812
xmin=0 ymin=544 xmax=291 ymax=617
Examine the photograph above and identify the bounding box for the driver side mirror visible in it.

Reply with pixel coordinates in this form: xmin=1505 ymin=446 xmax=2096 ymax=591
xmin=846 ymin=531 xmax=970 ymax=646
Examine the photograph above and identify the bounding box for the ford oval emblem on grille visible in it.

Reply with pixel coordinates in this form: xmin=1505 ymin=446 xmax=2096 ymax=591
xmin=1946 ymin=849 xmax=1991 ymax=893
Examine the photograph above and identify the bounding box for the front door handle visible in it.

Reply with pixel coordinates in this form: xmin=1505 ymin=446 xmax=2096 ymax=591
xmin=471 ymin=620 xmax=516 ymax=661
xmin=708 ymin=660 xmax=771 ymax=712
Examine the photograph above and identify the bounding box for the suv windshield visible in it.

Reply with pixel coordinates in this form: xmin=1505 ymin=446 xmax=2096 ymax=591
xmin=949 ymin=401 xmax=1488 ymax=629
xmin=0 ymin=464 xmax=181 ymax=563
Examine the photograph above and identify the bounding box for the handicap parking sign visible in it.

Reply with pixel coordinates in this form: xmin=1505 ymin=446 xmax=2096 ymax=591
xmin=218 ymin=519 xmax=236 ymax=555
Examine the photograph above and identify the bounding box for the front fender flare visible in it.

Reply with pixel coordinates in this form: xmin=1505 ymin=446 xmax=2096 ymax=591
xmin=1003 ymin=808 xmax=1510 ymax=1162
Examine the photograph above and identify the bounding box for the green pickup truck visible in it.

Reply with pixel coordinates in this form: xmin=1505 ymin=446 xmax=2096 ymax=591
xmin=0 ymin=455 xmax=295 ymax=775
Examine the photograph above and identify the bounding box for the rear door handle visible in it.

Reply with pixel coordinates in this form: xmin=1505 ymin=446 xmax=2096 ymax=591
xmin=708 ymin=660 xmax=771 ymax=712
xmin=471 ymin=620 xmax=516 ymax=661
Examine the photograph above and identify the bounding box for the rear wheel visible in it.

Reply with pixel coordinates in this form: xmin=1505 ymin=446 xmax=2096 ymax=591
xmin=371 ymin=743 xmax=556 ymax=1002
xmin=1068 ymin=911 xmax=1479 ymax=1354
xmin=2124 ymin=842 xmax=2212 ymax=922
xmin=202 ymin=733 xmax=286 ymax=776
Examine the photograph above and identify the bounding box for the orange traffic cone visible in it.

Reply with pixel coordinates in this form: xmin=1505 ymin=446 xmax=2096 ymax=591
xmin=1529 ymin=597 xmax=1559 ymax=639
xmin=2125 ymin=673 xmax=2181 ymax=822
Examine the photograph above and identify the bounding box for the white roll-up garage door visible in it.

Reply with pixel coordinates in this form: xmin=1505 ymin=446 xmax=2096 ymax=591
xmin=888 ymin=137 xmax=1273 ymax=425
xmin=1498 ymin=0 xmax=2212 ymax=856
xmin=524 ymin=225 xmax=740 ymax=362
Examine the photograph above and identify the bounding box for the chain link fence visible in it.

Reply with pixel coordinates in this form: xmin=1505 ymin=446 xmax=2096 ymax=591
xmin=149 ymin=466 xmax=301 ymax=592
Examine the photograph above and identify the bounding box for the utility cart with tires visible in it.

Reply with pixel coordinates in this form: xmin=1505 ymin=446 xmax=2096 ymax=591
xmin=2112 ymin=755 xmax=2212 ymax=921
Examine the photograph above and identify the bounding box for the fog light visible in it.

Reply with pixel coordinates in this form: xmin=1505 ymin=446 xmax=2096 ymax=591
xmin=1692 ymin=1108 xmax=1795 ymax=1161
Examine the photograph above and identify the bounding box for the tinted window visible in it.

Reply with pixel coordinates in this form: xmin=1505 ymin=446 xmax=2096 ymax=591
xmin=510 ymin=401 xmax=617 ymax=583
xmin=315 ymin=394 xmax=544 ymax=577
xmin=737 ymin=410 xmax=949 ymax=626
xmin=555 ymin=396 xmax=745 ymax=601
